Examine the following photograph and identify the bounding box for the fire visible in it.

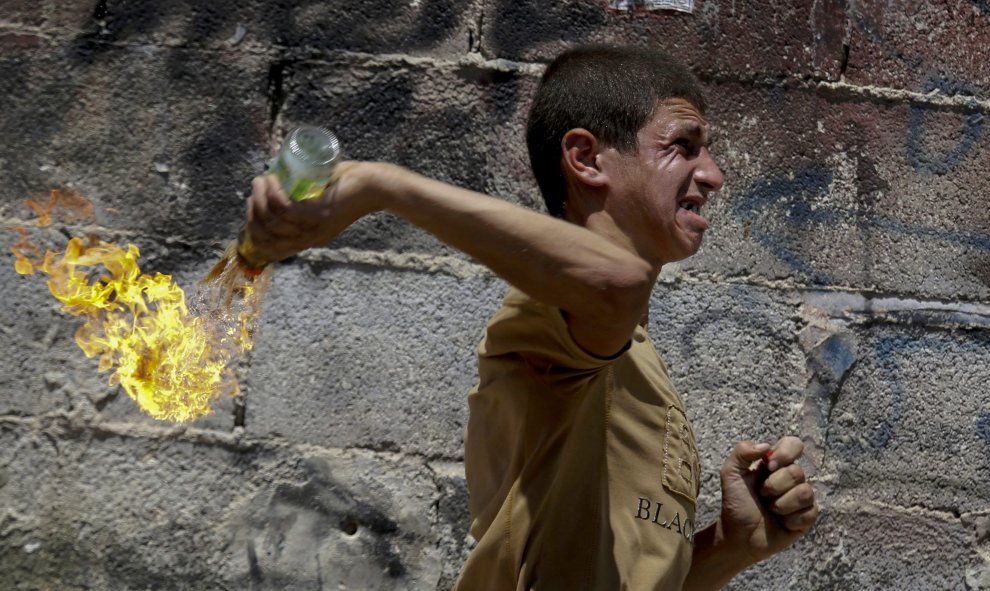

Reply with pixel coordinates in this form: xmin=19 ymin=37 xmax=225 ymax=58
xmin=11 ymin=188 xmax=266 ymax=422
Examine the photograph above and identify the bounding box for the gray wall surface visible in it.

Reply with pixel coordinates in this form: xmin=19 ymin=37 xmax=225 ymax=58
xmin=1 ymin=1 xmax=989 ymax=589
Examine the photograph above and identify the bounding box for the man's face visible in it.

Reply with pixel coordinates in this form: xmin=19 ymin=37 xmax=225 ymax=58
xmin=600 ymin=98 xmax=724 ymax=266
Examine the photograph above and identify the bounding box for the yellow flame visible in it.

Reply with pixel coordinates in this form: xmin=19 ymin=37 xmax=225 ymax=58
xmin=12 ymin=228 xmax=40 ymax=275
xmin=11 ymin=189 xmax=266 ymax=422
xmin=26 ymin=187 xmax=95 ymax=227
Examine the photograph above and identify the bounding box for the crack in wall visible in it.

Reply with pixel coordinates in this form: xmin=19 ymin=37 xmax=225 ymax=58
xmin=821 ymin=352 xmax=857 ymax=451
xmin=798 ymin=328 xmax=859 ymax=475
xmin=468 ymin=2 xmax=484 ymax=54
xmin=91 ymin=0 xmax=109 ymax=22
xmin=233 ymin=397 xmax=246 ymax=429
xmin=267 ymin=58 xmax=289 ymax=138
xmin=839 ymin=0 xmax=854 ymax=81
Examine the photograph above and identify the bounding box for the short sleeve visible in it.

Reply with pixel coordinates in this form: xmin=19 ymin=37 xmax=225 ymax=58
xmin=478 ymin=287 xmax=629 ymax=374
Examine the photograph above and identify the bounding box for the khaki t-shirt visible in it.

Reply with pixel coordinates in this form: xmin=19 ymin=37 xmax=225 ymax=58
xmin=456 ymin=287 xmax=702 ymax=591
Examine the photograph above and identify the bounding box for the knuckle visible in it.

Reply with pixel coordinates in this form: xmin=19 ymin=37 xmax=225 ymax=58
xmin=760 ymin=486 xmax=778 ymax=500
xmin=786 ymin=436 xmax=805 ymax=453
xmin=788 ymin=463 xmax=806 ymax=481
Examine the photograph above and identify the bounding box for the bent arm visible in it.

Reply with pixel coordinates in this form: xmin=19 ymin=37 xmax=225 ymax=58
xmin=247 ymin=161 xmax=656 ymax=356
xmin=683 ymin=438 xmax=819 ymax=590
xmin=375 ymin=164 xmax=655 ymax=356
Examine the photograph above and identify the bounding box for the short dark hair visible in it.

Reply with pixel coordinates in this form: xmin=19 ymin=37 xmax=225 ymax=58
xmin=526 ymin=45 xmax=707 ymax=217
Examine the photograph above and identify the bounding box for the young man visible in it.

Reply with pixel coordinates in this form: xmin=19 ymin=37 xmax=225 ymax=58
xmin=244 ymin=45 xmax=818 ymax=590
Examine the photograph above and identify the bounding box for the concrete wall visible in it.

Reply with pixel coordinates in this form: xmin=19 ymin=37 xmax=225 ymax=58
xmin=1 ymin=1 xmax=988 ymax=589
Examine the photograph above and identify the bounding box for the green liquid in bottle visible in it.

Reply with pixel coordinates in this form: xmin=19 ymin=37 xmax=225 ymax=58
xmin=270 ymin=126 xmax=341 ymax=201
xmin=236 ymin=126 xmax=341 ymax=271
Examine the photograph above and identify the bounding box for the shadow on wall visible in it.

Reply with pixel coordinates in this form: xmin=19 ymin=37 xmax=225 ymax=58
xmin=0 ymin=0 xmax=474 ymax=241
xmin=226 ymin=457 xmax=414 ymax=590
xmin=75 ymin=0 xmax=465 ymax=53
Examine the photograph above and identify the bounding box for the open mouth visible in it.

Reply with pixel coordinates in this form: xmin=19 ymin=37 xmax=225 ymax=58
xmin=679 ymin=201 xmax=702 ymax=215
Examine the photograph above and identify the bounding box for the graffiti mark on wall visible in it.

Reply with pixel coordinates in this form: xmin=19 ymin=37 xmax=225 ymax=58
xmin=977 ymin=412 xmax=990 ymax=445
xmin=968 ymin=0 xmax=990 ymax=14
xmin=731 ymin=168 xmax=834 ymax=280
xmin=826 ymin=332 xmax=990 ymax=455
xmin=846 ymin=0 xmax=987 ymax=174
xmin=906 ymin=76 xmax=987 ymax=176
xmin=730 ymin=166 xmax=990 ymax=284
xmin=845 ymin=0 xmax=914 ymax=63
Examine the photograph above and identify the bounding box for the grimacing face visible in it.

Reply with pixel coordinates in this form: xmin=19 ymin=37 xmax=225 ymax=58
xmin=598 ymin=98 xmax=724 ymax=266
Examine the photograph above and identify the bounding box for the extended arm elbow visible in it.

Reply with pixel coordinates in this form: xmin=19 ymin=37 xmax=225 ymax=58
xmin=592 ymin=259 xmax=655 ymax=324
xmin=561 ymin=258 xmax=656 ymax=358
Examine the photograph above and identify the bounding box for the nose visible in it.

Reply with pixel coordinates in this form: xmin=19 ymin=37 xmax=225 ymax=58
xmin=695 ymin=148 xmax=724 ymax=193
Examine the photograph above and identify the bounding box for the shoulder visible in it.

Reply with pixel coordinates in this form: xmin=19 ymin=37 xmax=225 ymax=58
xmin=480 ymin=287 xmax=628 ymax=371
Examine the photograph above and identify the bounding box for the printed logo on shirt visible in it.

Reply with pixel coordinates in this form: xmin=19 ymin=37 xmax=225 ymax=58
xmin=633 ymin=497 xmax=696 ymax=544
xmin=662 ymin=406 xmax=700 ymax=503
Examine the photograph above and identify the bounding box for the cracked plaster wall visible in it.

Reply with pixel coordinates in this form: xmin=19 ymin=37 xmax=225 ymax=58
xmin=0 ymin=1 xmax=988 ymax=589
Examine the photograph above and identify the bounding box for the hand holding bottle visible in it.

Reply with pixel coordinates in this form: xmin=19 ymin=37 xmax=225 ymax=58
xmin=243 ymin=160 xmax=387 ymax=265
xmin=238 ymin=126 xmax=381 ymax=270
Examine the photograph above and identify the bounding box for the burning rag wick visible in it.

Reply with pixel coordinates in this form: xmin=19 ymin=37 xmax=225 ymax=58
xmin=11 ymin=189 xmax=268 ymax=422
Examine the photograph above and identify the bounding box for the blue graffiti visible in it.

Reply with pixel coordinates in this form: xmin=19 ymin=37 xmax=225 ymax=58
xmin=846 ymin=0 xmax=925 ymax=69
xmin=977 ymin=412 xmax=990 ymax=445
xmin=731 ymin=166 xmax=990 ymax=284
xmin=730 ymin=168 xmax=834 ymax=279
xmin=847 ymin=4 xmax=986 ymax=174
xmin=868 ymin=215 xmax=990 ymax=251
xmin=906 ymin=75 xmax=986 ymax=176
xmin=819 ymin=333 xmax=858 ymax=384
xmin=861 ymin=335 xmax=910 ymax=450
xmin=827 ymin=333 xmax=990 ymax=453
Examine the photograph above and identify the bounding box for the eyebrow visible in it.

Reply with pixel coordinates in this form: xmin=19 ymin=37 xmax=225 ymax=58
xmin=667 ymin=121 xmax=713 ymax=147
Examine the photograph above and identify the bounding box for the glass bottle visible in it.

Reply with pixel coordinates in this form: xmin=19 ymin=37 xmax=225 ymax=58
xmin=237 ymin=126 xmax=341 ymax=272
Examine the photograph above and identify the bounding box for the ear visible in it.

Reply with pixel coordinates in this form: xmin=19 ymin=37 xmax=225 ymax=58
xmin=561 ymin=128 xmax=608 ymax=188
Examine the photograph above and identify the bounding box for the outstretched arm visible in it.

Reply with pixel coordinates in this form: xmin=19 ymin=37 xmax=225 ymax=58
xmin=244 ymin=161 xmax=655 ymax=357
xmin=683 ymin=437 xmax=819 ymax=591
